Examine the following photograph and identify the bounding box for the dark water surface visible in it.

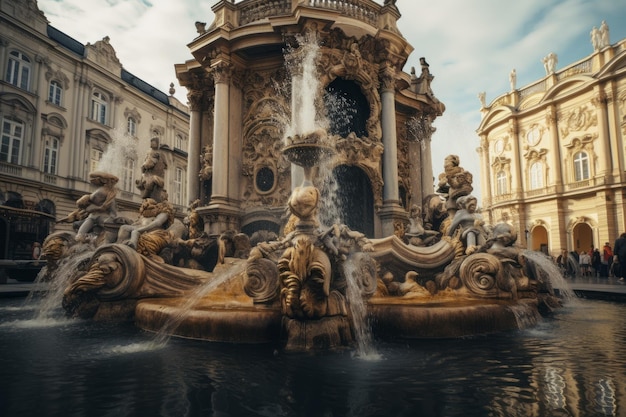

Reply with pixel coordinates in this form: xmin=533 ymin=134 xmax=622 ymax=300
xmin=1 ymin=297 xmax=625 ymax=417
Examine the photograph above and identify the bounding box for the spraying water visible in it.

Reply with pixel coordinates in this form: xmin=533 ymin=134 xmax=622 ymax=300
xmin=522 ymin=250 xmax=577 ymax=303
xmin=22 ymin=243 xmax=95 ymax=325
xmin=96 ymin=128 xmax=139 ymax=179
xmin=284 ymin=32 xmax=328 ymax=139
xmin=151 ymin=262 xmax=246 ymax=347
xmin=342 ymin=258 xmax=381 ymax=360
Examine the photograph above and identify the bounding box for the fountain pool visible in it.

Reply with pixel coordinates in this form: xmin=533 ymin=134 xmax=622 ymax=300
xmin=1 ymin=296 xmax=625 ymax=417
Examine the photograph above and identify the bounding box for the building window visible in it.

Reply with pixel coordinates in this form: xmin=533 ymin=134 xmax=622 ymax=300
xmin=173 ymin=167 xmax=185 ymax=205
xmin=175 ymin=134 xmax=187 ymax=151
xmin=122 ymin=158 xmax=135 ymax=192
xmin=573 ymin=151 xmax=590 ymax=181
xmin=1 ymin=117 xmax=23 ymax=164
xmin=127 ymin=117 xmax=137 ymax=137
xmin=496 ymin=171 xmax=507 ymax=195
xmin=48 ymin=81 xmax=63 ymax=106
xmin=90 ymin=148 xmax=103 ymax=173
xmin=5 ymin=50 xmax=31 ymax=90
xmin=43 ymin=137 xmax=59 ymax=174
xmin=91 ymin=91 xmax=108 ymax=124
xmin=529 ymin=161 xmax=544 ymax=190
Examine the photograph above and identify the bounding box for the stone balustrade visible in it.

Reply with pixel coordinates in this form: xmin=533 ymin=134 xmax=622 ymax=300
xmin=237 ymin=0 xmax=381 ymax=28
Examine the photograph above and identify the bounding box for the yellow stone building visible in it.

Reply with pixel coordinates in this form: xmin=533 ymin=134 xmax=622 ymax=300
xmin=0 ymin=0 xmax=189 ymax=259
xmin=477 ymin=29 xmax=626 ymax=257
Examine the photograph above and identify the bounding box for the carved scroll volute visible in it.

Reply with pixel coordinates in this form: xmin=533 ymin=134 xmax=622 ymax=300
xmin=244 ymin=257 xmax=280 ymax=303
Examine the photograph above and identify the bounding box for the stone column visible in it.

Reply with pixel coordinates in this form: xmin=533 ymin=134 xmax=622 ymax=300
xmin=210 ymin=60 xmax=231 ymax=204
xmin=31 ymin=55 xmax=48 ymax=168
xmin=546 ymin=106 xmax=563 ymax=188
xmin=378 ymin=65 xmax=405 ymax=237
xmin=228 ymin=72 xmax=243 ymax=204
xmin=509 ymin=119 xmax=523 ymax=196
xmin=186 ymin=90 xmax=203 ymax=204
xmin=604 ymin=84 xmax=622 ymax=177
xmin=381 ymin=67 xmax=400 ymax=203
xmin=477 ymin=135 xmax=492 ymax=219
xmin=592 ymin=86 xmax=611 ymax=177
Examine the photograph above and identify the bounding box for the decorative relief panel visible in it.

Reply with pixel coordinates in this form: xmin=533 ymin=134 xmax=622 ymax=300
xmin=241 ymin=68 xmax=291 ymax=209
xmin=559 ymin=105 xmax=597 ymax=138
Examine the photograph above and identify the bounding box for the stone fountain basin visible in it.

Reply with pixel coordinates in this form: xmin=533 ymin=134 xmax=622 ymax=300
xmin=134 ymin=295 xmax=540 ymax=343
xmin=135 ymin=299 xmax=282 ymax=343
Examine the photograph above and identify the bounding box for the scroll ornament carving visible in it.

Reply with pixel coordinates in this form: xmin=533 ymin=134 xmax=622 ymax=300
xmin=559 ymin=106 xmax=597 ymax=137
xmin=45 ymin=68 xmax=70 ymax=88
xmin=87 ymin=36 xmax=121 ymax=66
xmin=241 ymin=128 xmax=290 ymax=208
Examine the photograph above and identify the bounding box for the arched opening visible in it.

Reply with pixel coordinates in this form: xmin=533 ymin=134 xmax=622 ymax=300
xmin=324 ymin=78 xmax=369 ymax=138
xmin=573 ymin=222 xmax=593 ymax=254
xmin=242 ymin=220 xmax=280 ymax=238
xmin=320 ymin=165 xmax=374 ymax=238
xmin=530 ymin=225 xmax=549 ymax=254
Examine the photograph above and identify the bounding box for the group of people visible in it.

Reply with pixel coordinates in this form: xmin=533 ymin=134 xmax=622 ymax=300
xmin=556 ymin=236 xmax=626 ymax=281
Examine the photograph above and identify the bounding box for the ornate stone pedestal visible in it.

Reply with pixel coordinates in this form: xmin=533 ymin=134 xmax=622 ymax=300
xmin=282 ymin=316 xmax=353 ymax=351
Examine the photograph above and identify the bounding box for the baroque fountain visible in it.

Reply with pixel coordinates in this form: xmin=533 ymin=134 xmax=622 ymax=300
xmin=39 ymin=8 xmax=562 ymax=354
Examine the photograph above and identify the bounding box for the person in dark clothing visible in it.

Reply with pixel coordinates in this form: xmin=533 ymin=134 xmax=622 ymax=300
xmin=592 ymin=248 xmax=602 ymax=277
xmin=613 ymin=233 xmax=626 ymax=281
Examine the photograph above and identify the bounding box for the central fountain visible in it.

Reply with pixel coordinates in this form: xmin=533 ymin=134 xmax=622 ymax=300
xmin=37 ymin=3 xmax=563 ymax=354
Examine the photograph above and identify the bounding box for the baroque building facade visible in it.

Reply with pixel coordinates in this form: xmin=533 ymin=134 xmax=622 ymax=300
xmin=0 ymin=0 xmax=189 ymax=259
xmin=176 ymin=0 xmax=444 ymax=239
xmin=476 ymin=27 xmax=626 ymax=257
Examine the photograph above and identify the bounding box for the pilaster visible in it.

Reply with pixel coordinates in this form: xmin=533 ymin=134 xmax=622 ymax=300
xmin=379 ymin=64 xmax=404 ymax=235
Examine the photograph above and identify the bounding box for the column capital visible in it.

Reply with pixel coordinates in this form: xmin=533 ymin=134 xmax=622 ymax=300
xmin=211 ymin=60 xmax=232 ymax=84
xmin=187 ymin=90 xmax=205 ymax=111
xmin=379 ymin=64 xmax=396 ymax=92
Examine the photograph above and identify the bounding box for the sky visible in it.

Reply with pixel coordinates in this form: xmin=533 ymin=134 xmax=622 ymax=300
xmin=37 ymin=0 xmax=626 ymax=204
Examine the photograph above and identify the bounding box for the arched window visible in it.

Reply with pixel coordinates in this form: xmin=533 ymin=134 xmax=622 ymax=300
xmin=173 ymin=167 xmax=186 ymax=205
xmin=573 ymin=151 xmax=590 ymax=181
xmin=43 ymin=136 xmax=59 ymax=174
xmin=175 ymin=133 xmax=187 ymax=151
xmin=496 ymin=171 xmax=507 ymax=195
xmin=1 ymin=117 xmax=24 ymax=164
xmin=5 ymin=50 xmax=31 ymax=90
xmin=122 ymin=158 xmax=136 ymax=192
xmin=127 ymin=117 xmax=137 ymax=137
xmin=90 ymin=147 xmax=103 ymax=173
xmin=91 ymin=91 xmax=108 ymax=124
xmin=529 ymin=161 xmax=544 ymax=190
xmin=48 ymin=80 xmax=63 ymax=106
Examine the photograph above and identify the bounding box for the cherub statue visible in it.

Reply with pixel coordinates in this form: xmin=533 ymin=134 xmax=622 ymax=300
xmin=68 ymin=171 xmax=119 ymax=242
xmin=116 ymin=198 xmax=174 ymax=251
xmin=442 ymin=155 xmax=473 ymax=213
xmin=446 ymin=195 xmax=486 ymax=255
xmin=405 ymin=204 xmax=439 ymax=246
